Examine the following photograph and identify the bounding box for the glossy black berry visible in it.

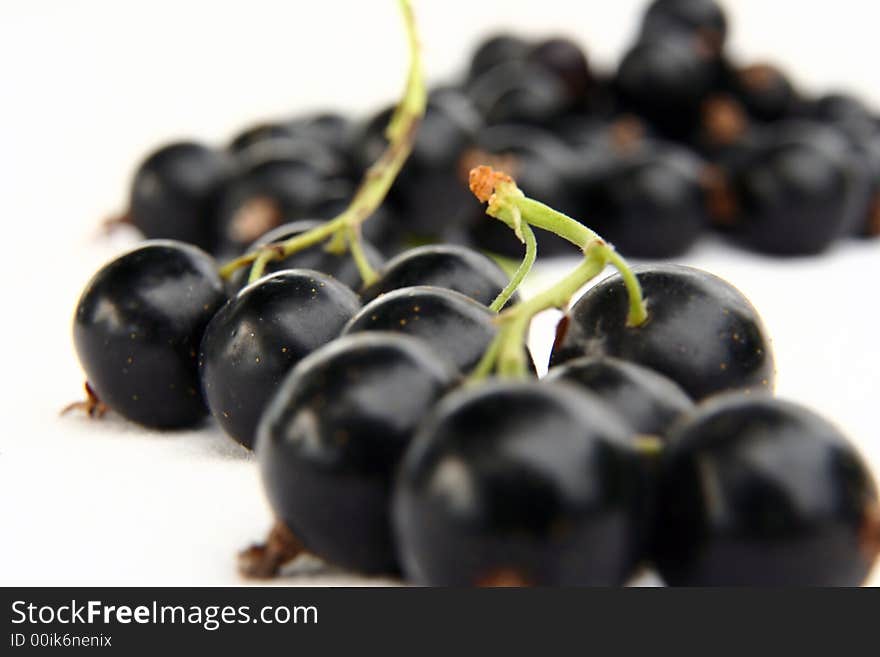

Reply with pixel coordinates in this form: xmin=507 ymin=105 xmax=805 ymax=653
xmin=257 ymin=333 xmax=457 ymax=575
xmin=730 ymin=63 xmax=798 ymax=123
xmin=615 ymin=37 xmax=716 ymax=139
xmin=466 ymin=33 xmax=530 ymax=83
xmin=545 ymin=356 xmax=694 ymax=551
xmin=809 ymin=93 xmax=877 ymax=141
xmin=286 ymin=112 xmax=354 ymax=158
xmin=73 ymin=241 xmax=227 ymax=429
xmin=361 ymin=245 xmax=514 ymax=307
xmin=653 ymin=394 xmax=880 ymax=586
xmin=129 ymin=142 xmax=234 ymax=252
xmin=393 ymin=380 xmax=647 ymax=586
xmin=467 ymin=60 xmax=572 ymax=126
xmin=545 ymin=356 xmax=693 ymax=439
xmin=215 ymin=143 xmax=353 ymax=255
xmin=640 ymin=0 xmax=728 ymax=55
xmin=574 ymin=141 xmax=708 ymax=258
xmin=526 ymin=37 xmax=594 ymax=102
xmin=229 ymin=220 xmax=384 ymax=293
xmin=720 ymin=121 xmax=864 ymax=254
xmin=551 ymin=264 xmax=775 ymax=400
xmin=342 ymin=286 xmax=500 ymax=374
xmin=200 ymin=270 xmax=361 ymax=448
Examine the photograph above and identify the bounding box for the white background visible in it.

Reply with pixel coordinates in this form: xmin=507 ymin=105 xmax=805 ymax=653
xmin=0 ymin=0 xmax=878 ymax=586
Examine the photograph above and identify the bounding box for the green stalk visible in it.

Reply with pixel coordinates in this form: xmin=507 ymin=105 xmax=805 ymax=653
xmin=488 ymin=222 xmax=537 ymax=312
xmin=219 ymin=0 xmax=426 ymax=286
xmin=466 ymin=165 xmax=649 ymax=379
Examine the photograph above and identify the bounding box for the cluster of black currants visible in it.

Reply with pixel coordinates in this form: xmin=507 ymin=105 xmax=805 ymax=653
xmin=69 ymin=0 xmax=880 ymax=586
xmin=72 ymin=164 xmax=880 ymax=586
xmin=115 ymin=0 xmax=879 ymax=266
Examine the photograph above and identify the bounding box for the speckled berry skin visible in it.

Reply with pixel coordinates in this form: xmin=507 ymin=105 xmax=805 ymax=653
xmin=393 ymin=380 xmax=647 ymax=586
xmin=342 ymin=286 xmax=500 ymax=374
xmin=73 ymin=241 xmax=227 ymax=429
xmin=361 ymin=245 xmax=515 ymax=307
xmin=257 ymin=333 xmax=458 ymax=575
xmin=199 ymin=269 xmax=360 ymax=449
xmin=550 ymin=265 xmax=775 ymax=400
xmin=653 ymin=395 xmax=880 ymax=586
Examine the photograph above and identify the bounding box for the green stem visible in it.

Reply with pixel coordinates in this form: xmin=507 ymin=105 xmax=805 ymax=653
xmin=248 ymin=249 xmax=277 ymax=285
xmin=465 ymin=165 xmax=649 ymax=379
xmin=489 ymin=222 xmax=537 ymax=312
xmin=511 ymin=197 xmax=647 ymax=326
xmin=513 ymin=197 xmax=601 ymax=250
xmin=492 ymin=253 xmax=607 ymax=378
xmin=219 ymin=0 xmax=425 ymax=287
xmin=346 ymin=224 xmax=379 ymax=287
xmin=606 ymin=250 xmax=649 ymax=327
xmin=469 ymin=333 xmax=504 ymax=381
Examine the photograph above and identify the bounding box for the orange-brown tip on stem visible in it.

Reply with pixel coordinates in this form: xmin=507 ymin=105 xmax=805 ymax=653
xmin=469 ymin=165 xmax=514 ymax=204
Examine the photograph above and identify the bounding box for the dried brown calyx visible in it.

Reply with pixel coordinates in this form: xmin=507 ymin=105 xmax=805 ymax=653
xmin=858 ymin=501 xmax=880 ymax=565
xmin=475 ymin=567 xmax=534 ymax=587
xmin=739 ymin=63 xmax=781 ymax=92
xmin=61 ymin=381 xmax=108 ymax=419
xmin=701 ymin=164 xmax=739 ymax=226
xmin=229 ymin=197 xmax=284 ymax=245
xmin=458 ymin=148 xmax=520 ymax=186
xmin=866 ymin=193 xmax=880 ymax=237
xmin=238 ymin=520 xmax=306 ymax=579
xmin=609 ymin=114 xmax=646 ymax=154
xmin=701 ymin=95 xmax=749 ymax=147
xmin=468 ymin=165 xmax=515 ymax=204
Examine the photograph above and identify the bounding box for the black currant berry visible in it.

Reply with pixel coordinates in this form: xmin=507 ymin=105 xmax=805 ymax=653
xmin=467 ymin=60 xmax=572 ymax=126
xmin=361 ymin=245 xmax=514 ymax=307
xmin=640 ymin=0 xmax=728 ymax=55
xmin=545 ymin=356 xmax=692 ymax=439
xmin=653 ymin=394 xmax=880 ymax=586
xmin=286 ymin=112 xmax=354 ymax=159
xmin=551 ymin=264 xmax=775 ymax=401
xmin=809 ymin=93 xmax=877 ymax=141
xmin=545 ymin=356 xmax=694 ymax=551
xmin=257 ymin=333 xmax=457 ymax=575
xmin=73 ymin=241 xmax=227 ymax=429
xmin=574 ymin=141 xmax=708 ymax=258
xmin=720 ymin=121 xmax=864 ymax=254
xmin=199 ymin=270 xmax=361 ymax=448
xmin=393 ymin=380 xmax=647 ymax=586
xmin=730 ymin=63 xmax=798 ymax=123
xmin=466 ymin=33 xmax=530 ymax=83
xmin=128 ymin=142 xmax=234 ymax=252
xmin=342 ymin=286 xmax=500 ymax=374
xmin=615 ymin=37 xmax=716 ymax=139
xmin=229 ymin=220 xmax=384 ymax=293
xmin=215 ymin=144 xmax=352 ymax=255
xmin=526 ymin=37 xmax=593 ymax=103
